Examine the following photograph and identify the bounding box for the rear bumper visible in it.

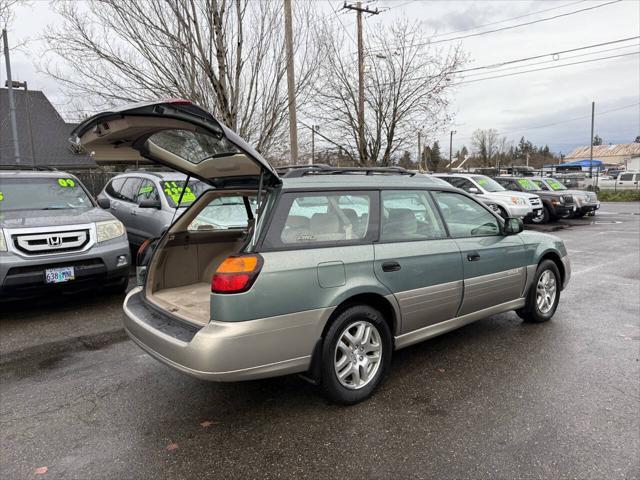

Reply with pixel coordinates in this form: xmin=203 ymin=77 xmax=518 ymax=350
xmin=123 ymin=288 xmax=331 ymax=381
xmin=0 ymin=239 xmax=130 ymax=298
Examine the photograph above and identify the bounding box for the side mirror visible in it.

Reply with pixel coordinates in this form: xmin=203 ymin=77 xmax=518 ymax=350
xmin=139 ymin=199 xmax=162 ymax=209
xmin=96 ymin=197 xmax=111 ymax=209
xmin=468 ymin=187 xmax=479 ymax=194
xmin=504 ymin=217 xmax=524 ymax=235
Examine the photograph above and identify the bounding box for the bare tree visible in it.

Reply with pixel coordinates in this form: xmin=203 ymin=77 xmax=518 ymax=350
xmin=309 ymin=19 xmax=465 ymax=166
xmin=41 ymin=0 xmax=321 ymax=156
xmin=471 ymin=128 xmax=500 ymax=167
xmin=0 ymin=0 xmax=21 ymax=27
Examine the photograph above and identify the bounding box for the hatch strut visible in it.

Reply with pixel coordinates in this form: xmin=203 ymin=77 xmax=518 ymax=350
xmin=170 ymin=173 xmax=191 ymax=226
xmin=251 ymin=170 xmax=265 ymax=247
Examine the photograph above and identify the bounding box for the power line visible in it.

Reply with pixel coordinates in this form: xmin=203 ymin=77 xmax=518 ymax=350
xmin=454 ymin=36 xmax=639 ymax=74
xmin=365 ymin=0 xmax=623 ymax=53
xmin=452 ymin=103 xmax=640 ymax=143
xmin=373 ymin=41 xmax=639 ymax=87
xmin=499 ymin=103 xmax=640 ymax=136
xmin=457 ymin=51 xmax=638 ymax=85
xmin=461 ymin=43 xmax=638 ymax=79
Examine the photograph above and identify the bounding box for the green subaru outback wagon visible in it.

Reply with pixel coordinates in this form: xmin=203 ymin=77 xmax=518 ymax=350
xmin=71 ymin=100 xmax=570 ymax=404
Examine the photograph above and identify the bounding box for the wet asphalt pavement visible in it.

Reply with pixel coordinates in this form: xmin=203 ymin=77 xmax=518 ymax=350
xmin=1 ymin=203 xmax=638 ymax=480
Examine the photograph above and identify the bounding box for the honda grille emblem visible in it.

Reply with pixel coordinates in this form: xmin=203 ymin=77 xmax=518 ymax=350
xmin=47 ymin=236 xmax=63 ymax=247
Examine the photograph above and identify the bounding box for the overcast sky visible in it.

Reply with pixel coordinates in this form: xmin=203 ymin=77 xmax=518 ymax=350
xmin=2 ymin=0 xmax=639 ymax=158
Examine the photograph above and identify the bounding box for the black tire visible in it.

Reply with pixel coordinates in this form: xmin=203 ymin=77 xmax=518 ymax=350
xmin=107 ymin=275 xmax=129 ymax=294
xmin=516 ymin=259 xmax=561 ymax=323
xmin=574 ymin=211 xmax=586 ymax=218
xmin=530 ymin=206 xmax=550 ymax=224
xmin=320 ymin=305 xmax=392 ymax=405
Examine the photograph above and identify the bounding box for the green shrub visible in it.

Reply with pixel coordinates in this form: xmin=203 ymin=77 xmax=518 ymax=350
xmin=597 ymin=190 xmax=640 ymax=202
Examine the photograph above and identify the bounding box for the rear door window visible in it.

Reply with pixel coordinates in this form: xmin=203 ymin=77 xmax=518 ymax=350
xmin=119 ymin=177 xmax=143 ymax=203
xmin=106 ymin=178 xmax=126 ymax=199
xmin=620 ymin=173 xmax=634 ymax=181
xmin=263 ymin=191 xmax=375 ymax=249
xmin=380 ymin=191 xmax=446 ymax=242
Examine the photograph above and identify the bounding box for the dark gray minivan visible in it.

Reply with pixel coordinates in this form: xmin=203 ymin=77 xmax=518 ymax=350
xmin=71 ymin=100 xmax=570 ymax=404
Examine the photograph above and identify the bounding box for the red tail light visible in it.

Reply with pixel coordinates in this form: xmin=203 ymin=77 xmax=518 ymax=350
xmin=211 ymin=254 xmax=263 ymax=294
xmin=136 ymin=239 xmax=152 ymax=266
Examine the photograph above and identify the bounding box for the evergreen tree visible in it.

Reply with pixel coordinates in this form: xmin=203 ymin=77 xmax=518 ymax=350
xmin=428 ymin=141 xmax=442 ymax=172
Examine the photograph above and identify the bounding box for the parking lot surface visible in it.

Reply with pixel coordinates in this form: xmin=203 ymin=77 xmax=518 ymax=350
xmin=1 ymin=203 xmax=638 ymax=479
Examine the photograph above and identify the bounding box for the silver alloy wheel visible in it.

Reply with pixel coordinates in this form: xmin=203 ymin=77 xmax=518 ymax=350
xmin=536 ymin=270 xmax=557 ymax=314
xmin=334 ymin=321 xmax=382 ymax=390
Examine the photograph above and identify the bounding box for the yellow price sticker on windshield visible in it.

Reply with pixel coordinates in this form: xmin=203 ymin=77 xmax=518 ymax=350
xmin=0 ymin=191 xmax=3 ymax=201
xmin=477 ymin=178 xmax=488 ymax=186
xmin=58 ymin=178 xmax=76 ymax=188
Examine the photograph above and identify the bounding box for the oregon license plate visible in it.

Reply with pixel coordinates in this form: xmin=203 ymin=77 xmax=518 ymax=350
xmin=45 ymin=267 xmax=75 ymax=284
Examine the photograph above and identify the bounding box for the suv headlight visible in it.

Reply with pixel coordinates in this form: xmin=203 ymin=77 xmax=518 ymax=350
xmin=96 ymin=220 xmax=125 ymax=242
xmin=511 ymin=197 xmax=526 ymax=205
xmin=0 ymin=229 xmax=6 ymax=252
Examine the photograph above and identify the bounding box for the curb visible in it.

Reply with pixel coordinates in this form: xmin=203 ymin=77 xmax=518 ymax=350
xmin=0 ymin=328 xmax=128 ymax=366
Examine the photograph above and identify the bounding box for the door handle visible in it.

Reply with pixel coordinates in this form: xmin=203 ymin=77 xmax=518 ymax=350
xmin=382 ymin=261 xmax=401 ymax=272
xmin=467 ymin=252 xmax=481 ymax=262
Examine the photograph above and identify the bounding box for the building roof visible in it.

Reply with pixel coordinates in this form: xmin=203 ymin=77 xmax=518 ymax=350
xmin=565 ymin=144 xmax=640 ymax=160
xmin=0 ymin=88 xmax=96 ymax=169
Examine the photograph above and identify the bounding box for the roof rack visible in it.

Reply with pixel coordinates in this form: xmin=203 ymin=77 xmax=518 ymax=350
xmin=279 ymin=164 xmax=415 ymax=178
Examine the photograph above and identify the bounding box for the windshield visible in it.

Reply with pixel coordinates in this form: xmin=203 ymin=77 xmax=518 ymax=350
xmin=545 ymin=178 xmax=567 ymax=191
xmin=0 ymin=177 xmax=93 ymax=212
xmin=515 ymin=178 xmax=540 ymax=191
xmin=472 ymin=176 xmax=505 ymax=192
xmin=161 ymin=180 xmax=207 ymax=207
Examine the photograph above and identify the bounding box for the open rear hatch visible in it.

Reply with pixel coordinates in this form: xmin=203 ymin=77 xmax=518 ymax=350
xmin=71 ymin=100 xmax=280 ymax=326
xmin=70 ymin=99 xmax=280 ymax=189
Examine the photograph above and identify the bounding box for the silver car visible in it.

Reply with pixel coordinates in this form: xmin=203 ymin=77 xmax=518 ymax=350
xmin=71 ymin=100 xmax=571 ymax=405
xmin=97 ymin=171 xmax=208 ymax=245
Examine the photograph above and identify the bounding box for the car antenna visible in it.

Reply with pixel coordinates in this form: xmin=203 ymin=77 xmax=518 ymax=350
xmin=170 ymin=174 xmax=191 ymax=225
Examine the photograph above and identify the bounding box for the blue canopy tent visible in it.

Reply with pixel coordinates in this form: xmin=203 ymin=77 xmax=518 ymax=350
xmin=560 ymin=159 xmax=604 ymax=168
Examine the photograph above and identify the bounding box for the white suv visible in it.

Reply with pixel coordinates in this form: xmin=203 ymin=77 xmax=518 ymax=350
xmin=434 ymin=173 xmax=542 ymax=220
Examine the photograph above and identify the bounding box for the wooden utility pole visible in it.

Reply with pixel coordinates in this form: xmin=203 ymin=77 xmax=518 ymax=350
xmin=311 ymin=125 xmax=318 ymax=165
xmin=589 ymin=101 xmax=595 ymax=179
xmin=284 ymin=0 xmax=298 ymax=164
xmin=448 ymin=130 xmax=456 ymax=172
xmin=3 ymin=29 xmax=21 ymax=165
xmin=417 ymin=130 xmax=422 ymax=171
xmin=343 ymin=2 xmax=379 ymax=165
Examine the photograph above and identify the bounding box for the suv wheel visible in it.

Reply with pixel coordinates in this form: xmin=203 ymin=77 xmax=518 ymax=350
xmin=517 ymin=260 xmax=561 ymax=323
xmin=320 ymin=305 xmax=392 ymax=405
